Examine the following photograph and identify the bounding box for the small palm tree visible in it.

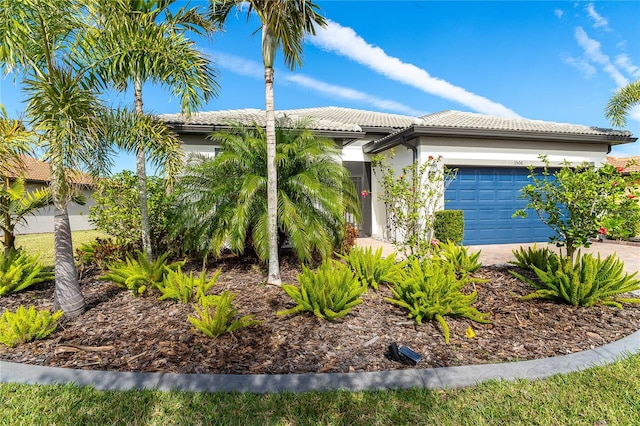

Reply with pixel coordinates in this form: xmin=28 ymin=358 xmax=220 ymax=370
xmin=1 ymin=179 xmax=52 ymax=254
xmin=0 ymin=106 xmax=33 ymax=178
xmin=0 ymin=179 xmax=88 ymax=255
xmin=208 ymin=0 xmax=327 ymax=284
xmin=171 ymin=118 xmax=360 ymax=264
xmin=605 ymin=80 xmax=640 ymax=127
xmin=92 ymin=0 xmax=219 ymax=261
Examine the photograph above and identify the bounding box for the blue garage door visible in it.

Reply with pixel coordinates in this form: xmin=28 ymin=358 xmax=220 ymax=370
xmin=445 ymin=167 xmax=553 ymax=245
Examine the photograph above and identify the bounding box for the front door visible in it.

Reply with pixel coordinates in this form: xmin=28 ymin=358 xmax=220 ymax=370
xmin=343 ymin=161 xmax=372 ymax=237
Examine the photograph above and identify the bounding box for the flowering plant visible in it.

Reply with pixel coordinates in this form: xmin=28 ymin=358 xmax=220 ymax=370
xmin=373 ymin=151 xmax=456 ymax=261
xmin=515 ymin=156 xmax=640 ymax=261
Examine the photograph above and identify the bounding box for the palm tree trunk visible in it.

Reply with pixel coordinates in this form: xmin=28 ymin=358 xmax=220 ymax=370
xmin=264 ymin=66 xmax=281 ymax=285
xmin=52 ymin=205 xmax=84 ymax=317
xmin=134 ymin=79 xmax=153 ymax=262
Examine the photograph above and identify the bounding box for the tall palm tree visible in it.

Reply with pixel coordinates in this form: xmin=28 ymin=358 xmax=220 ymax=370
xmin=171 ymin=118 xmax=360 ymax=263
xmin=605 ymin=80 xmax=640 ymax=127
xmin=207 ymin=0 xmax=326 ymax=285
xmin=0 ymin=0 xmax=115 ymax=316
xmin=0 ymin=0 xmax=185 ymax=317
xmin=92 ymin=0 xmax=218 ymax=261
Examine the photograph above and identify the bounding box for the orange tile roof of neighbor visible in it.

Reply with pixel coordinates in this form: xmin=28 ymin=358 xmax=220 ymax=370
xmin=607 ymin=156 xmax=640 ymax=173
xmin=3 ymin=156 xmax=94 ymax=185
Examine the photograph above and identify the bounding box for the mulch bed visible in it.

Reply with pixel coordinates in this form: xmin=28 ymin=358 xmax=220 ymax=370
xmin=1 ymin=255 xmax=639 ymax=374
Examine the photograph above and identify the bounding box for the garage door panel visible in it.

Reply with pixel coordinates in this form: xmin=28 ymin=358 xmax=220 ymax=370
xmin=445 ymin=167 xmax=553 ymax=245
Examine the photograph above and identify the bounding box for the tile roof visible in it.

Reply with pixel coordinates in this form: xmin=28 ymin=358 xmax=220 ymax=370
xmin=161 ymin=107 xmax=634 ymax=141
xmin=419 ymin=110 xmax=634 ymax=137
xmin=607 ymin=156 xmax=640 ymax=173
xmin=4 ymin=156 xmax=93 ymax=185
xmin=159 ymin=106 xmax=420 ymax=132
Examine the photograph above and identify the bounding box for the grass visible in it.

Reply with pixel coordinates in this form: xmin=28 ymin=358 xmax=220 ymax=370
xmin=15 ymin=230 xmax=109 ymax=269
xmin=3 ymin=231 xmax=639 ymax=423
xmin=1 ymin=353 xmax=639 ymax=425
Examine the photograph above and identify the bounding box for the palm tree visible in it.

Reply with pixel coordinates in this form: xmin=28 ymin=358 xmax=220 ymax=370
xmin=605 ymin=80 xmax=640 ymax=127
xmin=171 ymin=118 xmax=360 ymax=263
xmin=0 ymin=1 xmax=184 ymax=316
xmin=92 ymin=0 xmax=218 ymax=261
xmin=0 ymin=106 xmax=32 ymax=178
xmin=0 ymin=0 xmax=115 ymax=316
xmin=207 ymin=0 xmax=326 ymax=285
xmin=0 ymin=179 xmax=87 ymax=255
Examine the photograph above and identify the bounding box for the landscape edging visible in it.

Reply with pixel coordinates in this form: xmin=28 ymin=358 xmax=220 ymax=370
xmin=1 ymin=329 xmax=638 ymax=393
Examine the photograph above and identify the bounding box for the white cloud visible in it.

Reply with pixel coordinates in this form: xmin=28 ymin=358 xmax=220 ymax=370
xmin=562 ymin=54 xmax=597 ymax=78
xmin=574 ymin=27 xmax=628 ymax=87
xmin=213 ymin=51 xmax=423 ymax=116
xmin=215 ymin=52 xmax=263 ymax=79
xmin=615 ymin=54 xmax=640 ymax=79
xmin=554 ymin=9 xmax=564 ymax=19
xmin=285 ymin=74 xmax=425 ymax=116
xmin=309 ymin=19 xmax=520 ymax=118
xmin=585 ymin=3 xmax=610 ymax=30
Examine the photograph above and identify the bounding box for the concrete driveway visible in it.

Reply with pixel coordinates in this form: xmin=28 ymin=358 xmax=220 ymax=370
xmin=356 ymin=238 xmax=640 ymax=275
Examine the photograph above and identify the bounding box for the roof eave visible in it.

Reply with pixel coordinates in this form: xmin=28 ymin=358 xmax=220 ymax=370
xmin=166 ymin=123 xmax=365 ymax=141
xmin=364 ymin=126 xmax=637 ymax=154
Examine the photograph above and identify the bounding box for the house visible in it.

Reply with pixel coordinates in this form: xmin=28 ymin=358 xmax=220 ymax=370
xmin=607 ymin=156 xmax=640 ymax=174
xmin=3 ymin=156 xmax=95 ymax=234
xmin=159 ymin=107 xmax=637 ymax=245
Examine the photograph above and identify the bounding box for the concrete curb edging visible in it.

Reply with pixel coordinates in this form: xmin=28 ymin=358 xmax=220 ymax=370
xmin=2 ymin=329 xmax=638 ymax=393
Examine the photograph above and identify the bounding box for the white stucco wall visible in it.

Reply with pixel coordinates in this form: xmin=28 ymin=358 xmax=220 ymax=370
xmin=14 ymin=185 xmax=95 ymax=235
xmin=369 ymin=137 xmax=610 ymax=241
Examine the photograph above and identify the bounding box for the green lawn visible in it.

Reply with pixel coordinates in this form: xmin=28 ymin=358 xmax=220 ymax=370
xmin=15 ymin=230 xmax=109 ymax=269
xmin=4 ymin=231 xmax=639 ymax=424
xmin=1 ymin=353 xmax=639 ymax=425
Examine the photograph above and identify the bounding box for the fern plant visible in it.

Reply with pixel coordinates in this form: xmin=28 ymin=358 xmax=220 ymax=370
xmin=99 ymin=251 xmax=184 ymax=296
xmin=0 ymin=249 xmax=54 ymax=296
xmin=156 ymin=267 xmax=221 ymax=303
xmin=188 ymin=291 xmax=260 ymax=338
xmin=509 ymin=244 xmax=560 ymax=273
xmin=277 ymin=259 xmax=367 ymax=320
xmin=511 ymin=252 xmax=640 ymax=308
xmin=386 ymin=259 xmax=491 ymax=343
xmin=338 ymin=246 xmax=406 ymax=290
xmin=0 ymin=306 xmax=63 ymax=347
xmin=436 ymin=241 xmax=483 ymax=275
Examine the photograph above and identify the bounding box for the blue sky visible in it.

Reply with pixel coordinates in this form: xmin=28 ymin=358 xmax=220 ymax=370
xmin=1 ymin=1 xmax=639 ymax=173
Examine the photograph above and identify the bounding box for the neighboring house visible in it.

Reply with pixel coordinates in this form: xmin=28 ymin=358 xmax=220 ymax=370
xmin=607 ymin=156 xmax=640 ymax=174
xmin=160 ymin=107 xmax=637 ymax=245
xmin=3 ymin=156 xmax=95 ymax=234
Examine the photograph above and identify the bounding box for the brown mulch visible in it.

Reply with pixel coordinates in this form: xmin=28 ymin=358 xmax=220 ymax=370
xmin=1 ymin=255 xmax=639 ymax=374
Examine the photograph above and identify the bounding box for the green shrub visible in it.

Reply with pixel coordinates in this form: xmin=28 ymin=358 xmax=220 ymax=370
xmin=0 ymin=306 xmax=63 ymax=347
xmin=99 ymin=251 xmax=184 ymax=296
xmin=386 ymin=259 xmax=491 ymax=343
xmin=509 ymin=244 xmax=560 ymax=272
xmin=89 ymin=171 xmax=174 ymax=254
xmin=511 ymin=252 xmax=640 ymax=308
xmin=436 ymin=240 xmax=483 ymax=275
xmin=277 ymin=259 xmax=367 ymax=320
xmin=75 ymin=237 xmax=138 ymax=271
xmin=188 ymin=291 xmax=260 ymax=338
xmin=338 ymin=246 xmax=405 ymax=290
xmin=601 ymin=204 xmax=640 ymax=240
xmin=433 ymin=210 xmax=464 ymax=245
xmin=0 ymin=249 xmax=54 ymax=296
xmin=156 ymin=267 xmax=221 ymax=303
